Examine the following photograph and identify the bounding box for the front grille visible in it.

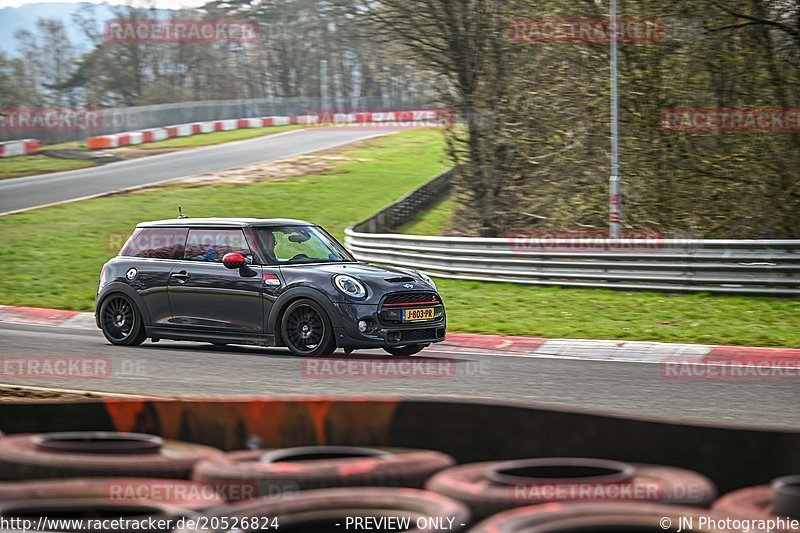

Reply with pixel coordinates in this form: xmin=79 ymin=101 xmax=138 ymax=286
xmin=399 ymin=328 xmax=439 ymax=343
xmin=383 ymin=291 xmax=441 ymax=307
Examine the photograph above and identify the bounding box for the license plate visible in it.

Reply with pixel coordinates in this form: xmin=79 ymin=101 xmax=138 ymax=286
xmin=403 ymin=307 xmax=435 ymax=322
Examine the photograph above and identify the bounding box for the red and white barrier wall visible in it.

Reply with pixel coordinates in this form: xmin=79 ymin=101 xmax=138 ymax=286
xmin=0 ymin=139 xmax=39 ymax=158
xmin=85 ymin=110 xmax=447 ymax=150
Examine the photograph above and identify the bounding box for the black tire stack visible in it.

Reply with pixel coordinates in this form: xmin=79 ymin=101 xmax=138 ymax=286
xmin=0 ymin=431 xmax=796 ymax=533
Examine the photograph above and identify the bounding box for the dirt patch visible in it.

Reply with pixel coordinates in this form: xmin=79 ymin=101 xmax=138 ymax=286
xmin=178 ymin=155 xmax=360 ymax=188
xmin=0 ymin=386 xmax=109 ymax=402
xmin=112 ymin=147 xmax=189 ymax=159
xmin=105 ymin=132 xmax=386 ymax=196
xmin=38 ymin=147 xmax=185 ymax=163
xmin=39 ymin=149 xmax=120 ymax=164
xmin=120 ymin=151 xmax=372 ymax=196
xmin=0 ymin=386 xmax=167 ymax=402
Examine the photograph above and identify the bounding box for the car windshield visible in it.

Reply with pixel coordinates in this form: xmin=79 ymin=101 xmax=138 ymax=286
xmin=254 ymin=226 xmax=354 ymax=265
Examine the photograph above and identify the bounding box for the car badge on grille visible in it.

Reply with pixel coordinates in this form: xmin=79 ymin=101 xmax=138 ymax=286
xmin=403 ymin=283 xmax=414 ymax=289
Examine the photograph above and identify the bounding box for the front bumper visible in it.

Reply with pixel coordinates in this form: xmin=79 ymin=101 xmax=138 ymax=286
xmin=332 ymin=301 xmax=446 ymax=349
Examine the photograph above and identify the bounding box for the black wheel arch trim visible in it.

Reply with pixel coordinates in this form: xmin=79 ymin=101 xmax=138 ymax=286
xmin=267 ymin=287 xmax=343 ymax=338
xmin=96 ymin=282 xmax=152 ymax=328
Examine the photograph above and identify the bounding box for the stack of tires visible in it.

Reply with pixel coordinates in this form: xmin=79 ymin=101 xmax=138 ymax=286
xmin=425 ymin=457 xmax=726 ymax=532
xmin=711 ymin=475 xmax=800 ymax=532
xmin=0 ymin=433 xmax=467 ymax=532
xmin=185 ymin=444 xmax=470 ymax=532
xmin=422 ymin=457 xmax=798 ymax=532
xmin=0 ymin=431 xmax=796 ymax=532
xmin=0 ymin=431 xmax=225 ymax=532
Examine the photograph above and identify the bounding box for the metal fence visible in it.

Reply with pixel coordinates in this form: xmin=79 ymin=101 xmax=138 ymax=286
xmin=1 ymin=95 xmax=435 ymax=144
xmin=345 ymin=170 xmax=800 ymax=296
xmin=352 ymin=169 xmax=454 ymax=234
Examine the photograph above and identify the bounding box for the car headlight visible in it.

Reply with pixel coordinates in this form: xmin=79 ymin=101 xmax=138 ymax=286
xmin=416 ymin=271 xmax=437 ymax=291
xmin=333 ymin=274 xmax=367 ymax=299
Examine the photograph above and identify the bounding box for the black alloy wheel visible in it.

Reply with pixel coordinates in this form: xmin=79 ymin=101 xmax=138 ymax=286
xmin=99 ymin=294 xmax=146 ymax=346
xmin=281 ymin=299 xmax=335 ymax=356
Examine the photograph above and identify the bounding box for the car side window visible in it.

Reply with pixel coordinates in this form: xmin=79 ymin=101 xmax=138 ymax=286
xmin=273 ymin=230 xmax=337 ymax=262
xmin=184 ymin=229 xmax=254 ymax=263
xmin=119 ymin=228 xmax=189 ymax=259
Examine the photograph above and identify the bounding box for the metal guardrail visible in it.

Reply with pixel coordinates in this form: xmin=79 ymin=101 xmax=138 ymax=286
xmin=345 ymin=170 xmax=800 ymax=296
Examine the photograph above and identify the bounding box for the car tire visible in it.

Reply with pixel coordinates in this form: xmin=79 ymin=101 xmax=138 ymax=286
xmin=193 ymin=446 xmax=455 ymax=499
xmin=280 ymin=299 xmax=336 ymax=356
xmin=711 ymin=485 xmax=776 ymax=521
xmin=99 ymin=293 xmax=147 ymax=346
xmin=426 ymin=459 xmax=717 ymax=519
xmin=384 ymin=344 xmax=427 ymax=356
xmin=0 ymin=432 xmax=222 ymax=480
xmin=0 ymin=478 xmax=226 ymax=510
xmin=468 ymin=502 xmax=739 ymax=533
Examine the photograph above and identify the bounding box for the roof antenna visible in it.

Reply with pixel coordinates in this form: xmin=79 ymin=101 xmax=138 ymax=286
xmin=178 ymin=205 xmax=188 ymax=219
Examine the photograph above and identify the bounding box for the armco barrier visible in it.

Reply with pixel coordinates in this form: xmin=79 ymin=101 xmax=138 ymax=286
xmin=0 ymin=139 xmax=39 ymax=158
xmin=0 ymin=398 xmax=797 ymax=494
xmin=345 ymin=170 xmax=800 ymax=296
xmin=85 ymin=110 xmax=446 ymax=150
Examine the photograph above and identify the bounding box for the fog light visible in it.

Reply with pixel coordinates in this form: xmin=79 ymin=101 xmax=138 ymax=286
xmin=358 ymin=320 xmax=368 ymax=333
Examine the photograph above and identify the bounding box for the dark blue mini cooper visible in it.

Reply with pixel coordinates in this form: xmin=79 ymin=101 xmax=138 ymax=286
xmin=96 ymin=218 xmax=445 ymax=356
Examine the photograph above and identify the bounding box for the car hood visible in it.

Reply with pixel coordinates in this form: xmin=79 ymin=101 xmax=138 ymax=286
xmin=278 ymin=262 xmax=435 ymax=300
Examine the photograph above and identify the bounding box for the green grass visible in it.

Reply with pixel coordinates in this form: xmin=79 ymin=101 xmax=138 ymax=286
xmin=395 ymin=192 xmax=799 ymax=346
xmin=0 ymin=129 xmax=449 ymax=311
xmin=0 ymin=156 xmax=95 ymax=180
xmin=0 ymin=126 xmax=796 ymax=347
xmin=435 ymin=279 xmax=800 ymax=347
xmin=119 ymin=125 xmax=302 ymax=150
xmin=396 ymin=195 xmax=455 ymax=235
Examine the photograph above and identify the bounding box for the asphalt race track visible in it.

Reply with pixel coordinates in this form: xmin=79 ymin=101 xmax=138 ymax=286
xmin=0 ymin=321 xmax=797 ymax=430
xmin=0 ymin=128 xmax=388 ymax=215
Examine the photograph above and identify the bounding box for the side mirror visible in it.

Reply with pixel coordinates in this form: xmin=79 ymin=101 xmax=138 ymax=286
xmin=222 ymin=252 xmax=246 ymax=270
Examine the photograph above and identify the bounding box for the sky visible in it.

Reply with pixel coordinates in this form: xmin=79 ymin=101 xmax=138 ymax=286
xmin=0 ymin=0 xmax=209 ymax=7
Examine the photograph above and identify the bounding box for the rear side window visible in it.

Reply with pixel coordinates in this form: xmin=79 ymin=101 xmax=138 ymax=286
xmin=119 ymin=228 xmax=189 ymax=259
xmin=184 ymin=229 xmax=253 ymax=263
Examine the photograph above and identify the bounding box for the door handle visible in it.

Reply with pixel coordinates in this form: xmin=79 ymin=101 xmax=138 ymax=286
xmin=171 ymin=271 xmax=190 ymax=282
